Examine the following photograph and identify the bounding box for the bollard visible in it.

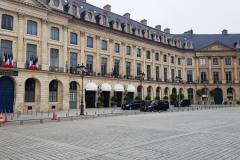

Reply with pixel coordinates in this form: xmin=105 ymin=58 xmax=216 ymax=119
xmin=27 ymin=109 xmax=28 ymax=115
xmin=76 ymin=113 xmax=78 ymax=116
xmin=70 ymin=117 xmax=73 ymax=121
xmin=86 ymin=112 xmax=88 ymax=116
xmin=92 ymin=115 xmax=95 ymax=119
xmin=197 ymin=108 xmax=198 ymax=110
xmin=95 ymin=112 xmax=96 ymax=115
xmin=17 ymin=113 xmax=19 ymax=119
xmin=40 ymin=119 xmax=43 ymax=123
xmin=84 ymin=114 xmax=87 ymax=119
xmin=36 ymin=110 xmax=38 ymax=116
xmin=66 ymin=113 xmax=68 ymax=117
xmin=20 ymin=120 xmax=23 ymax=125
xmin=116 ymin=113 xmax=118 ymax=117
xmin=105 ymin=114 xmax=107 ymax=118
xmin=48 ymin=110 xmax=49 ymax=117
xmin=201 ymin=108 xmax=202 ymax=110
xmin=135 ymin=112 xmax=137 ymax=115
xmin=31 ymin=110 xmax=32 ymax=116
xmin=41 ymin=111 xmax=43 ymax=117
xmin=68 ymin=109 xmax=69 ymax=117
xmin=58 ymin=118 xmax=60 ymax=122
xmin=11 ymin=116 xmax=13 ymax=120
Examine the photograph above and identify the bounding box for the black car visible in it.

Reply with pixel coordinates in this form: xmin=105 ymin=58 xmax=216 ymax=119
xmin=141 ymin=100 xmax=169 ymax=112
xmin=121 ymin=100 xmax=145 ymax=110
xmin=174 ymin=99 xmax=191 ymax=107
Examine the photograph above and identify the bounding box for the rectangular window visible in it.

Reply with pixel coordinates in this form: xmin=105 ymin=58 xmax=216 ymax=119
xmin=101 ymin=57 xmax=107 ymax=76
xmin=163 ymin=54 xmax=167 ymax=62
xmin=225 ymin=57 xmax=231 ymax=65
xmin=0 ymin=40 xmax=12 ymax=61
xmin=187 ymin=58 xmax=192 ymax=65
xmin=213 ymin=71 xmax=219 ymax=83
xmin=213 ymin=57 xmax=218 ymax=65
xmin=50 ymin=48 xmax=59 ymax=68
xmin=87 ymin=36 xmax=93 ymax=48
xmin=187 ymin=70 xmax=192 ymax=82
xmin=156 ymin=66 xmax=159 ymax=80
xmin=178 ymin=70 xmax=181 ymax=78
xmin=137 ymin=63 xmax=141 ymax=75
xmin=27 ymin=20 xmax=37 ymax=35
xmin=115 ymin=43 xmax=120 ymax=53
xmin=171 ymin=69 xmax=175 ymax=82
xmin=146 ymin=51 xmax=150 ymax=59
xmin=26 ymin=44 xmax=37 ymax=66
xmin=126 ymin=46 xmax=131 ymax=55
xmin=164 ymin=68 xmax=168 ymax=82
xmin=1 ymin=14 xmax=13 ymax=30
xmin=86 ymin=55 xmax=93 ymax=73
xmin=200 ymin=57 xmax=206 ymax=65
xmin=147 ymin=65 xmax=151 ymax=80
xmin=137 ymin=48 xmax=141 ymax=57
xmin=226 ymin=71 xmax=232 ymax=83
xmin=171 ymin=56 xmax=174 ymax=64
xmin=70 ymin=52 xmax=77 ymax=73
xmin=70 ymin=32 xmax=77 ymax=45
xmin=155 ymin=53 xmax=159 ymax=61
xmin=126 ymin=62 xmax=131 ymax=77
xmin=101 ymin=40 xmax=107 ymax=51
xmin=201 ymin=71 xmax=207 ymax=82
xmin=51 ymin=27 xmax=59 ymax=41
xmin=178 ymin=58 xmax=181 ymax=65
xmin=114 ymin=60 xmax=120 ymax=76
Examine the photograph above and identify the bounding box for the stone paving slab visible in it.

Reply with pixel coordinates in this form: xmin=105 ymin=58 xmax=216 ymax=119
xmin=1 ymin=107 xmax=240 ymax=159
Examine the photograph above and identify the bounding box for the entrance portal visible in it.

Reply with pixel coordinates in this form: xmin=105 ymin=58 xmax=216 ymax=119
xmin=0 ymin=76 xmax=14 ymax=113
xmin=85 ymin=91 xmax=96 ymax=108
xmin=214 ymin=88 xmax=223 ymax=105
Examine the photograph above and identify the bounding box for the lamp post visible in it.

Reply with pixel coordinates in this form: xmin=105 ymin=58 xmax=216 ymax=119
xmin=76 ymin=63 xmax=89 ymax=115
xmin=138 ymin=72 xmax=145 ymax=100
xmin=175 ymin=76 xmax=182 ymax=109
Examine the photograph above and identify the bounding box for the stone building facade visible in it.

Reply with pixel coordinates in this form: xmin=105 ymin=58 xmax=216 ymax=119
xmin=0 ymin=0 xmax=240 ymax=112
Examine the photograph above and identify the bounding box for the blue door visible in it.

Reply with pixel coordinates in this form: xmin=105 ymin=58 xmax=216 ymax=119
xmin=214 ymin=88 xmax=223 ymax=105
xmin=0 ymin=76 xmax=14 ymax=113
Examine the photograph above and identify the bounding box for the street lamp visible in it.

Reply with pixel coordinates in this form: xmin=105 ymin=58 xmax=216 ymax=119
xmin=76 ymin=63 xmax=89 ymax=115
xmin=175 ymin=76 xmax=182 ymax=109
xmin=138 ymin=72 xmax=145 ymax=99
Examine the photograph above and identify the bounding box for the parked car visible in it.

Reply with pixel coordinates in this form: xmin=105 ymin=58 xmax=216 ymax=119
xmin=141 ymin=100 xmax=169 ymax=112
xmin=174 ymin=99 xmax=191 ymax=107
xmin=121 ymin=100 xmax=145 ymax=110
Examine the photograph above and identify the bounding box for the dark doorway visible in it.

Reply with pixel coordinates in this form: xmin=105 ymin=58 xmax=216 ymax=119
xmin=69 ymin=82 xmax=77 ymax=109
xmin=127 ymin=92 xmax=134 ymax=100
xmin=214 ymin=88 xmax=223 ymax=105
xmin=101 ymin=91 xmax=110 ymax=107
xmin=85 ymin=91 xmax=96 ymax=108
xmin=115 ymin=92 xmax=122 ymax=107
xmin=0 ymin=76 xmax=14 ymax=113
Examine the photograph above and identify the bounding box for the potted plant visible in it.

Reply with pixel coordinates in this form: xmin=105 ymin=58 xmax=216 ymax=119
xmin=111 ymin=96 xmax=118 ymax=107
xmin=170 ymin=93 xmax=177 ymax=105
xmin=124 ymin=96 xmax=130 ymax=102
xmin=196 ymin=89 xmax=202 ymax=104
xmin=145 ymin=96 xmax=151 ymax=101
xmin=163 ymin=96 xmax=168 ymax=100
xmin=155 ymin=96 xmax=160 ymax=100
xmin=135 ymin=96 xmax=141 ymax=100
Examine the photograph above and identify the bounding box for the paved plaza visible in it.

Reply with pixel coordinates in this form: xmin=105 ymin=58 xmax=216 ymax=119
xmin=1 ymin=107 xmax=240 ymax=160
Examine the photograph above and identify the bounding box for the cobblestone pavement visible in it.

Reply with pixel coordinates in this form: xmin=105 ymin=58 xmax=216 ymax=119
xmin=1 ymin=107 xmax=240 ymax=160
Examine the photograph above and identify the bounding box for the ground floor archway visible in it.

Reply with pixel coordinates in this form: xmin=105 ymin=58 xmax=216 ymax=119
xmin=85 ymin=91 xmax=96 ymax=108
xmin=214 ymin=88 xmax=223 ymax=105
xmin=0 ymin=76 xmax=14 ymax=113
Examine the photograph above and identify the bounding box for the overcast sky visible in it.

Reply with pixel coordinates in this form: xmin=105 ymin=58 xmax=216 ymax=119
xmin=87 ymin=0 xmax=240 ymax=34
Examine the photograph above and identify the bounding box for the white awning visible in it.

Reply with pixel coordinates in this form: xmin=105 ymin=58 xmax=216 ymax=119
xmin=85 ymin=82 xmax=97 ymax=91
xmin=101 ymin=83 xmax=111 ymax=91
xmin=127 ymin=85 xmax=135 ymax=92
xmin=114 ymin=84 xmax=124 ymax=92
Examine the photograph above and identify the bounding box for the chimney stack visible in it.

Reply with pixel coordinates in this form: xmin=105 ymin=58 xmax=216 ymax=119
xmin=103 ymin=4 xmax=111 ymax=12
xmin=123 ymin=13 xmax=131 ymax=19
xmin=155 ymin=25 xmax=162 ymax=31
xmin=222 ymin=29 xmax=228 ymax=35
xmin=164 ymin=28 xmax=170 ymax=34
xmin=140 ymin=19 xmax=147 ymax=25
xmin=184 ymin=29 xmax=193 ymax=34
xmin=82 ymin=0 xmax=86 ymax=2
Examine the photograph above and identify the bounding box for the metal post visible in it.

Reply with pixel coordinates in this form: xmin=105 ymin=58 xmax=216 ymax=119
xmin=80 ymin=75 xmax=84 ymax=115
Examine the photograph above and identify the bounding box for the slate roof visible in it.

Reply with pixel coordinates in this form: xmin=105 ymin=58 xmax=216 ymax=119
xmin=41 ymin=0 xmax=240 ymax=51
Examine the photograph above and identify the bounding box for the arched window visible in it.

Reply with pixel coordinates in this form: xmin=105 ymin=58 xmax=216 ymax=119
xmin=88 ymin=12 xmax=92 ymax=21
xmin=187 ymin=58 xmax=192 ymax=65
xmin=115 ymin=21 xmax=119 ymax=29
xmin=164 ymin=88 xmax=168 ymax=95
xmin=102 ymin=15 xmax=107 ymax=26
xmin=25 ymin=78 xmax=35 ymax=102
xmin=156 ymin=87 xmax=160 ymax=97
xmin=72 ymin=5 xmax=77 ymax=16
xmin=69 ymin=82 xmax=77 ymax=109
xmin=172 ymin=88 xmax=177 ymax=94
xmin=147 ymin=87 xmax=151 ymax=99
xmin=49 ymin=80 xmax=58 ymax=102
xmin=127 ymin=23 xmax=131 ymax=33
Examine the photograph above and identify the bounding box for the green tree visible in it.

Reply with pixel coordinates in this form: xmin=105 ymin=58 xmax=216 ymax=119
xmin=196 ymin=89 xmax=202 ymax=97
xmin=170 ymin=93 xmax=177 ymax=101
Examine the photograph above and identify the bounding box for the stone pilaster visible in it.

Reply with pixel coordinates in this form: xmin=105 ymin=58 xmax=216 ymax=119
xmin=17 ymin=13 xmax=25 ymax=68
xmin=41 ymin=19 xmax=48 ymax=70
xmin=208 ymin=57 xmax=213 ymax=83
xmin=63 ymin=25 xmax=68 ymax=72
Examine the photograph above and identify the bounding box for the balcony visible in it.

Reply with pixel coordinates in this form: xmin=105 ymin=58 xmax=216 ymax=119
xmin=0 ymin=61 xmax=17 ymax=68
xmin=49 ymin=66 xmax=64 ymax=72
xmin=25 ymin=63 xmax=42 ymax=71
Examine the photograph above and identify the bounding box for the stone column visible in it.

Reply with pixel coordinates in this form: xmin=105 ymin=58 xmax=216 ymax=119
xmin=62 ymin=25 xmax=68 ymax=72
xmin=133 ymin=45 xmax=136 ymax=77
xmin=41 ymin=19 xmax=48 ymax=70
xmin=168 ymin=53 xmax=171 ymax=81
xmin=152 ymin=49 xmax=155 ymax=80
xmin=195 ymin=57 xmax=199 ymax=81
xmin=17 ymin=13 xmax=25 ymax=68
xmin=95 ymin=35 xmax=101 ymax=73
xmin=108 ymin=38 xmax=113 ymax=73
xmin=142 ymin=47 xmax=146 ymax=74
xmin=80 ymin=32 xmax=85 ymax=65
xmin=233 ymin=56 xmax=238 ymax=83
xmin=121 ymin=42 xmax=126 ymax=75
xmin=220 ymin=57 xmax=225 ymax=83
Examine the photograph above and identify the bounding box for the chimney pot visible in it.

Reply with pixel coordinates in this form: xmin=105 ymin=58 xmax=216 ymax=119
xmin=140 ymin=19 xmax=147 ymax=25
xmin=155 ymin=25 xmax=162 ymax=31
xmin=123 ymin=13 xmax=131 ymax=19
xmin=103 ymin=4 xmax=111 ymax=12
xmin=164 ymin=28 xmax=170 ymax=34
xmin=222 ymin=29 xmax=228 ymax=35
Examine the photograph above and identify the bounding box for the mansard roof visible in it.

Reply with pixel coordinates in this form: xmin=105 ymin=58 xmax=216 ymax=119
xmin=41 ymin=0 xmax=240 ymax=51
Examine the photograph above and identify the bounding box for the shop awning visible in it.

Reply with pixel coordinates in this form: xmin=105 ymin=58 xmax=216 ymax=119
xmin=114 ymin=84 xmax=124 ymax=92
xmin=127 ymin=85 xmax=135 ymax=92
xmin=85 ymin=82 xmax=98 ymax=91
xmin=101 ymin=83 xmax=112 ymax=91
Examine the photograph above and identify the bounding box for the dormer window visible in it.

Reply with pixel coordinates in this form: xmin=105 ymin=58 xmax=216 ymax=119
xmin=138 ymin=28 xmax=140 ymax=35
xmin=88 ymin=12 xmax=92 ymax=20
xmin=72 ymin=5 xmax=77 ymax=16
xmin=127 ymin=23 xmax=131 ymax=33
xmin=116 ymin=21 xmax=119 ymax=28
xmin=102 ymin=15 xmax=107 ymax=26
xmin=54 ymin=0 xmax=59 ymax=7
